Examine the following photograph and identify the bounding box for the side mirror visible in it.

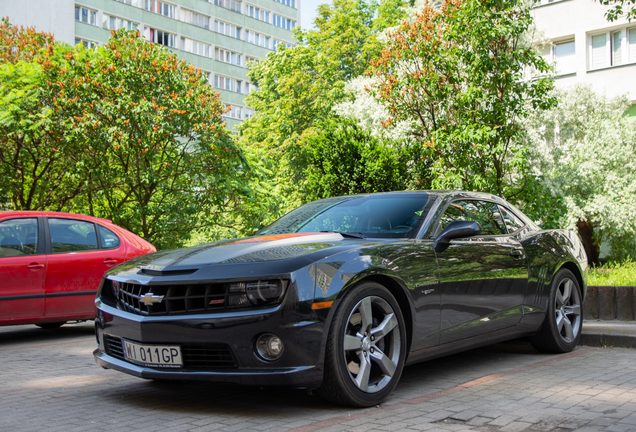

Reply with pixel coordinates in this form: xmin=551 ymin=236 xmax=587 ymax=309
xmin=434 ymin=221 xmax=482 ymax=253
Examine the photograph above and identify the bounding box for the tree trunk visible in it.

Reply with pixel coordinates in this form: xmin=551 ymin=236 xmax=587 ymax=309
xmin=577 ymin=219 xmax=599 ymax=266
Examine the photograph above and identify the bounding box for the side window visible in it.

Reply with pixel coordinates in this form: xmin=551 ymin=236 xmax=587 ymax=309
xmin=98 ymin=225 xmax=121 ymax=249
xmin=499 ymin=206 xmax=525 ymax=233
xmin=49 ymin=218 xmax=98 ymax=253
xmin=439 ymin=200 xmax=507 ymax=236
xmin=0 ymin=218 xmax=38 ymax=257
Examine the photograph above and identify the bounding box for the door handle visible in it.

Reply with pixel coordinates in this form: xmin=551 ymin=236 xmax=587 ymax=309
xmin=27 ymin=263 xmax=45 ymax=270
xmin=103 ymin=258 xmax=118 ymax=267
xmin=509 ymin=249 xmax=524 ymax=258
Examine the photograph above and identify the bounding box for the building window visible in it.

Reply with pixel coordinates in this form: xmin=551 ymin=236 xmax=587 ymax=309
xmin=75 ymin=38 xmax=98 ymax=49
xmin=144 ymin=0 xmax=176 ymax=18
xmin=182 ymin=38 xmax=211 ymax=57
xmin=214 ymin=0 xmax=242 ymax=13
xmin=630 ymin=28 xmax=636 ymax=62
xmin=215 ymin=20 xmax=242 ymax=39
xmin=214 ymin=75 xmax=243 ymax=93
xmin=75 ymin=5 xmax=97 ymax=25
xmin=591 ymin=33 xmax=608 ymax=69
xmin=144 ymin=26 xmax=177 ymax=48
xmin=224 ymin=105 xmax=243 ymax=120
xmin=613 ymin=30 xmax=624 ymax=65
xmin=215 ymin=48 xmax=242 ymax=66
xmin=589 ymin=28 xmax=636 ymax=70
xmin=245 ymin=30 xmax=270 ymax=48
xmin=180 ymin=9 xmax=210 ymax=29
xmin=244 ymin=108 xmax=255 ymax=119
xmin=246 ymin=5 xmax=270 ymax=23
xmin=273 ymin=0 xmax=295 ymax=8
xmin=273 ymin=14 xmax=296 ymax=31
xmin=115 ymin=0 xmax=144 ymax=6
xmin=554 ymin=41 xmax=575 ymax=74
xmin=103 ymin=14 xmax=139 ymax=31
xmin=273 ymin=39 xmax=293 ymax=50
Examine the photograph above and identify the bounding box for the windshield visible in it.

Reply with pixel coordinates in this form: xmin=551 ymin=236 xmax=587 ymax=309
xmin=257 ymin=193 xmax=434 ymax=239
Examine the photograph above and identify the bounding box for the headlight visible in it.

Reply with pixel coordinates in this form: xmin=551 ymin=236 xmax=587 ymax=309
xmin=228 ymin=280 xmax=288 ymax=307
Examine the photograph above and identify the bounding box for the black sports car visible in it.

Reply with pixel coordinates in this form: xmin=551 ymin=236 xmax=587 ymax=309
xmin=93 ymin=191 xmax=587 ymax=407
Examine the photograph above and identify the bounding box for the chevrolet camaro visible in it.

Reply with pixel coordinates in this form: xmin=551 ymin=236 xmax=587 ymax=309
xmin=93 ymin=191 xmax=587 ymax=407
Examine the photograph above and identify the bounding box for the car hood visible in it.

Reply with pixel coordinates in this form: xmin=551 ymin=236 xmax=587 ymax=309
xmin=107 ymin=233 xmax=377 ymax=279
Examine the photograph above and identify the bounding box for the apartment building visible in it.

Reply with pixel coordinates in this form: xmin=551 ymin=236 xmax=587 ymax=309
xmin=532 ymin=0 xmax=636 ymax=117
xmin=0 ymin=0 xmax=299 ymax=129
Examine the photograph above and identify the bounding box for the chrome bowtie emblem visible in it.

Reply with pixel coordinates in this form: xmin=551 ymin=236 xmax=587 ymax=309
xmin=139 ymin=293 xmax=164 ymax=306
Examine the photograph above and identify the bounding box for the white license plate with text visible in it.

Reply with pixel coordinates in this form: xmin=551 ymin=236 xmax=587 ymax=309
xmin=122 ymin=339 xmax=183 ymax=369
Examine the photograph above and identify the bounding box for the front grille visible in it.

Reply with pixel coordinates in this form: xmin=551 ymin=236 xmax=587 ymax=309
xmin=114 ymin=281 xmax=247 ymax=316
xmin=104 ymin=335 xmax=238 ymax=370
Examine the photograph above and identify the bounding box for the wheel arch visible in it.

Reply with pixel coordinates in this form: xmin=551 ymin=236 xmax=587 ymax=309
xmin=558 ymin=261 xmax=586 ymax=302
xmin=341 ymin=274 xmax=414 ymax=356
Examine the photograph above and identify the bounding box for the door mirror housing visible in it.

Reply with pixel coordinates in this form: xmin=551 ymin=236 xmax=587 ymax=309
xmin=434 ymin=221 xmax=482 ymax=253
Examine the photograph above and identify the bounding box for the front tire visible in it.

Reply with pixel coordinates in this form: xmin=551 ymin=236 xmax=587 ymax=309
xmin=530 ymin=269 xmax=582 ymax=353
xmin=317 ymin=282 xmax=406 ymax=407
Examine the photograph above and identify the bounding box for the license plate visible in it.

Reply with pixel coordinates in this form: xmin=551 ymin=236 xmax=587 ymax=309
xmin=121 ymin=339 xmax=183 ymax=369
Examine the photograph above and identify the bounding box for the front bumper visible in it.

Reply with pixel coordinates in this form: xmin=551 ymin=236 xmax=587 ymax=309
xmin=93 ymin=301 xmax=325 ymax=388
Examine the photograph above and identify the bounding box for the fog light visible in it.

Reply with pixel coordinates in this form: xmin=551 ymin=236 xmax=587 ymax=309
xmin=256 ymin=333 xmax=284 ymax=361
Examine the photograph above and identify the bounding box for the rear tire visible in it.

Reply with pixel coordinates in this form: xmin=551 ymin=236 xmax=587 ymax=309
xmin=36 ymin=322 xmax=66 ymax=329
xmin=529 ymin=269 xmax=582 ymax=353
xmin=317 ymin=282 xmax=406 ymax=407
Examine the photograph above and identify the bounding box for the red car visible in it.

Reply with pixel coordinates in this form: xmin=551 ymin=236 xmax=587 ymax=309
xmin=0 ymin=211 xmax=155 ymax=328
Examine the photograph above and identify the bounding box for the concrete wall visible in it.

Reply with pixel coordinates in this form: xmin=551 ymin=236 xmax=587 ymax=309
xmin=0 ymin=0 xmax=75 ymax=45
xmin=584 ymin=286 xmax=636 ymax=320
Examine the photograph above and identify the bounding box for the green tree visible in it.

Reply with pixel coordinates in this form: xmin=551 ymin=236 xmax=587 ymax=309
xmin=367 ymin=0 xmax=555 ymax=204
xmin=240 ymin=0 xmax=414 ymax=219
xmin=525 ymin=85 xmax=636 ymax=264
xmin=292 ymin=118 xmax=414 ymax=201
xmin=0 ymin=22 xmax=247 ymax=249
xmin=597 ymin=0 xmax=636 ymax=22
xmin=46 ymin=30 xmax=244 ymax=249
xmin=0 ymin=19 xmax=91 ymax=211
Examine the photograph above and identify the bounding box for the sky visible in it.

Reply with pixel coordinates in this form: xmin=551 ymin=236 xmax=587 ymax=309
xmin=299 ymin=0 xmax=332 ymax=30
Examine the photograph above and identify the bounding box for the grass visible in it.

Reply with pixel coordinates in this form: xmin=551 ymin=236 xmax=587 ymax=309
xmin=589 ymin=258 xmax=636 ymax=286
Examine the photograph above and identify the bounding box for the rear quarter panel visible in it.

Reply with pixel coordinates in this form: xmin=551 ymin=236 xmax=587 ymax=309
xmin=520 ymin=229 xmax=588 ymax=316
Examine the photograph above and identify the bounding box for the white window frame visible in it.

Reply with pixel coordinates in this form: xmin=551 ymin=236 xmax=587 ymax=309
xmin=214 ymin=20 xmax=242 ymax=40
xmin=588 ymin=27 xmax=636 ymax=70
xmin=180 ymin=9 xmax=210 ymax=29
xmin=75 ymin=5 xmax=97 ymax=25
xmin=181 ymin=37 xmax=211 ymax=57
xmin=144 ymin=26 xmax=177 ymax=48
xmin=215 ymin=47 xmax=242 ymax=66
xmin=75 ymin=38 xmax=98 ymax=49
xmin=103 ymin=14 xmax=139 ymax=31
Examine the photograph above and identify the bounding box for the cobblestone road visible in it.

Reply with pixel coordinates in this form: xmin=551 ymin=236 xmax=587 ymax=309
xmin=2 ymin=323 xmax=636 ymax=432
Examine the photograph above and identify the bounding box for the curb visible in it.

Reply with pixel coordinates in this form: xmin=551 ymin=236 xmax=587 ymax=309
xmin=580 ymin=333 xmax=636 ymax=349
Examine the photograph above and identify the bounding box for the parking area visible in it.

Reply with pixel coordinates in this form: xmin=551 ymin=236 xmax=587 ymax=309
xmin=2 ymin=322 xmax=636 ymax=432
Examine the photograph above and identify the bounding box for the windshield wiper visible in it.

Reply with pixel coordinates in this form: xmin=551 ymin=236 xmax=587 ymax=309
xmin=321 ymin=231 xmax=366 ymax=239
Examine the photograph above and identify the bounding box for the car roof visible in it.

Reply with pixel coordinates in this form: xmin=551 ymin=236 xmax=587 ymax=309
xmin=0 ymin=211 xmax=114 ymax=225
xmin=317 ymin=190 xmax=507 ymax=204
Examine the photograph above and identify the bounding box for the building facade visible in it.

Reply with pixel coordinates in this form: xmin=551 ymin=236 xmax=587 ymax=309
xmin=0 ymin=0 xmax=299 ymax=129
xmin=532 ymin=0 xmax=636 ymax=117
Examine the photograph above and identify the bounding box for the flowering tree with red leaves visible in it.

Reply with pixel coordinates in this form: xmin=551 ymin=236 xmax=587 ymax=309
xmin=0 ymin=22 xmax=246 ymax=249
xmin=368 ymin=0 xmax=555 ymax=205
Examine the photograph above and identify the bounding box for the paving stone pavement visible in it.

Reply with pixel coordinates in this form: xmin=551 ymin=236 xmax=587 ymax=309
xmin=2 ymin=322 xmax=636 ymax=432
